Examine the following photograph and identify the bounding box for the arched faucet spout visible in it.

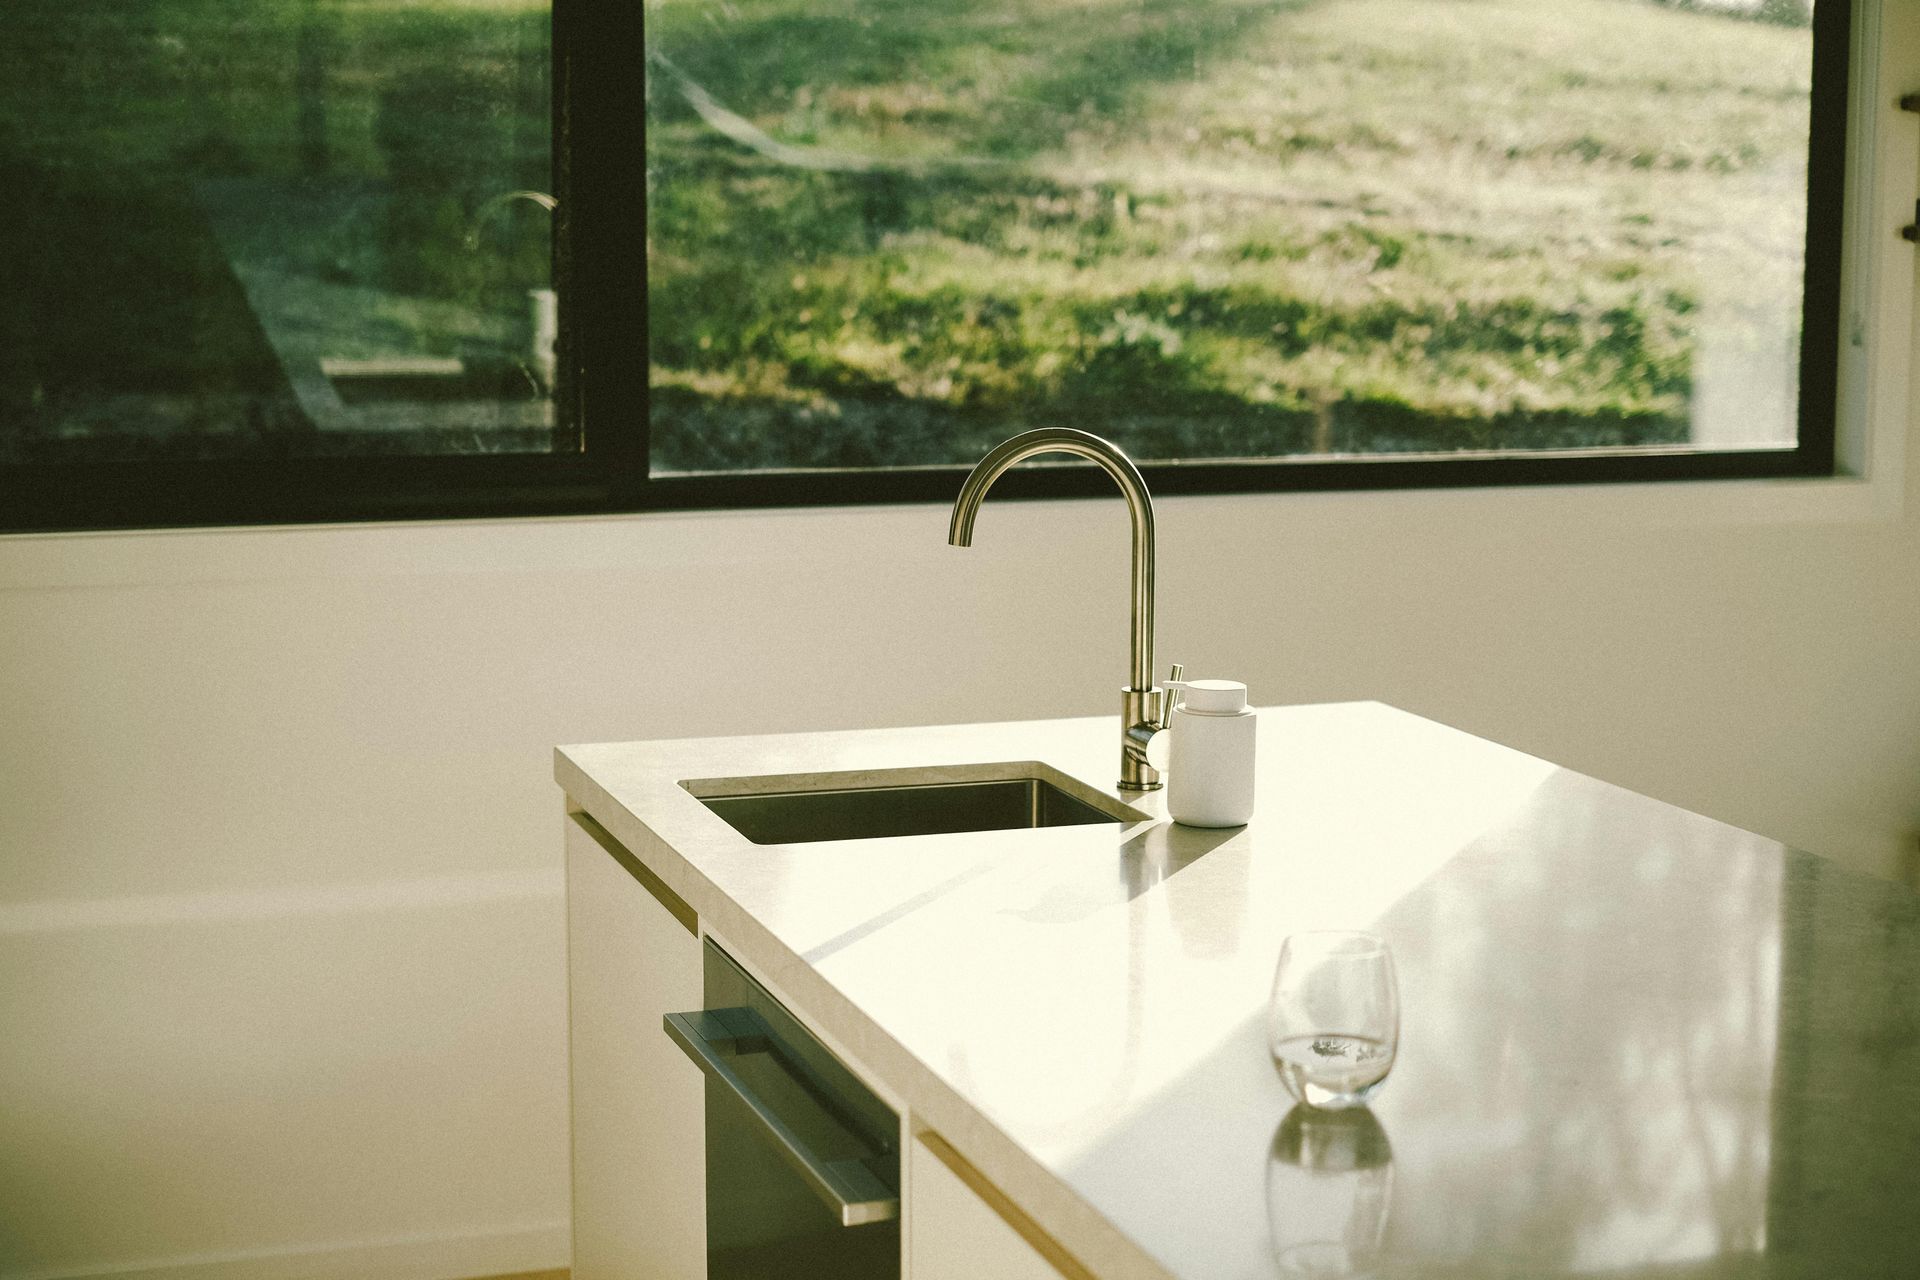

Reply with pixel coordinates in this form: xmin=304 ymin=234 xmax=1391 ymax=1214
xmin=948 ymin=428 xmax=1165 ymax=790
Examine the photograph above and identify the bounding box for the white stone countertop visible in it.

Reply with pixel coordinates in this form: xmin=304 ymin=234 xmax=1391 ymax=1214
xmin=555 ymin=702 xmax=1920 ymax=1280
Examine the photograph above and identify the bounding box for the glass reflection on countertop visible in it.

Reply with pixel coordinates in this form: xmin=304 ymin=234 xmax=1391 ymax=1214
xmin=1268 ymin=1105 xmax=1394 ymax=1279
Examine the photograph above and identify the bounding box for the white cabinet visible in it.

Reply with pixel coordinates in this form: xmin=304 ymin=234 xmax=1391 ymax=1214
xmin=566 ymin=811 xmax=706 ymax=1280
xmin=909 ymin=1133 xmax=1077 ymax=1280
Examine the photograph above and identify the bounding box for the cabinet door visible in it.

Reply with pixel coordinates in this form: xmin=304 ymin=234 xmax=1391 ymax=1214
xmin=567 ymin=812 xmax=706 ymax=1280
xmin=909 ymin=1133 xmax=1078 ymax=1280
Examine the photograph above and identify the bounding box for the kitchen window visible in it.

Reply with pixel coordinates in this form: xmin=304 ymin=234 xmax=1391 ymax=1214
xmin=0 ymin=0 xmax=1852 ymax=532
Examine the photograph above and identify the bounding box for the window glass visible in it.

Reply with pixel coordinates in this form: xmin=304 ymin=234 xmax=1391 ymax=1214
xmin=644 ymin=0 xmax=1818 ymax=474
xmin=0 ymin=0 xmax=555 ymax=463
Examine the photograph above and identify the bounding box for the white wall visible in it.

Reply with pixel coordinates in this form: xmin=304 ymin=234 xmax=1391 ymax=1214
xmin=3 ymin=9 xmax=1917 ymax=1280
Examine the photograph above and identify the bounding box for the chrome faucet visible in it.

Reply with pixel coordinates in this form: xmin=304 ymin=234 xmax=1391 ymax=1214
xmin=948 ymin=428 xmax=1174 ymax=791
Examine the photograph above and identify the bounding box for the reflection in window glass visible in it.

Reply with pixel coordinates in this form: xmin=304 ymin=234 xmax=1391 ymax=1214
xmin=645 ymin=0 xmax=1816 ymax=474
xmin=0 ymin=1 xmax=554 ymax=463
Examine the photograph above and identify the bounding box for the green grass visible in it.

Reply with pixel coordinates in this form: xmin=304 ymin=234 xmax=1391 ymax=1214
xmin=0 ymin=0 xmax=1812 ymax=464
xmin=645 ymin=0 xmax=1812 ymax=469
xmin=0 ymin=0 xmax=548 ymax=179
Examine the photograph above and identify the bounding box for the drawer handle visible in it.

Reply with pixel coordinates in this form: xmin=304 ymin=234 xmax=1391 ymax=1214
xmin=663 ymin=1008 xmax=900 ymax=1226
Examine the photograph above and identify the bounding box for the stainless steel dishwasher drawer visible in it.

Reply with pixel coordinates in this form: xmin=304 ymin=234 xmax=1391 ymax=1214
xmin=665 ymin=939 xmax=900 ymax=1279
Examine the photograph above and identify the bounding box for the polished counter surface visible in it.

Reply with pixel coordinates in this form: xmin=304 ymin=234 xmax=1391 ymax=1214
xmin=555 ymin=703 xmax=1920 ymax=1280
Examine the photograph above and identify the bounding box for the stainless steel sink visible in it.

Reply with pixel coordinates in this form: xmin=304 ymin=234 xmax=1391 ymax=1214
xmin=689 ymin=772 xmax=1145 ymax=845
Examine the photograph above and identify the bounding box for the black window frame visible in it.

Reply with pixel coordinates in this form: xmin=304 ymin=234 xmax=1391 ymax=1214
xmin=0 ymin=0 xmax=1851 ymax=534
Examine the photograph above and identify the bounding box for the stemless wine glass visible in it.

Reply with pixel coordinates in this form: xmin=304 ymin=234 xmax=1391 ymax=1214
xmin=1267 ymin=931 xmax=1399 ymax=1110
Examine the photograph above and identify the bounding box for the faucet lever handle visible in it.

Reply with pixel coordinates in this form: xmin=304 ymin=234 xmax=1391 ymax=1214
xmin=1161 ymin=662 xmax=1185 ymax=728
xmin=1144 ymin=663 xmax=1182 ymax=773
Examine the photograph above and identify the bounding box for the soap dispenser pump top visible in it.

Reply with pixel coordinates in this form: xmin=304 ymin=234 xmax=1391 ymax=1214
xmin=1166 ymin=678 xmax=1248 ymax=714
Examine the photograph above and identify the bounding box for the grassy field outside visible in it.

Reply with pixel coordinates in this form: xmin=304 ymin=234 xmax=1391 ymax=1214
xmin=645 ymin=0 xmax=1814 ymax=471
xmin=0 ymin=0 xmax=1813 ymax=467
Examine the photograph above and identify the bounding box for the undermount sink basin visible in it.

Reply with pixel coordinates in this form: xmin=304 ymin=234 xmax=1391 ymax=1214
xmin=686 ymin=768 xmax=1146 ymax=845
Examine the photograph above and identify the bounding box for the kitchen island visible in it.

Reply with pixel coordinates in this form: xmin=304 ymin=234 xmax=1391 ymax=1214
xmin=555 ymin=702 xmax=1920 ymax=1280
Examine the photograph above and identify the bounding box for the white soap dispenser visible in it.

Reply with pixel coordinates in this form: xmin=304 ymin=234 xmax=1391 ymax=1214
xmin=1160 ymin=678 xmax=1256 ymax=827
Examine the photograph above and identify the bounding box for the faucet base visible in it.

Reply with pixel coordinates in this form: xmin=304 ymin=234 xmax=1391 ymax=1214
xmin=1118 ymin=686 xmax=1166 ymax=791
